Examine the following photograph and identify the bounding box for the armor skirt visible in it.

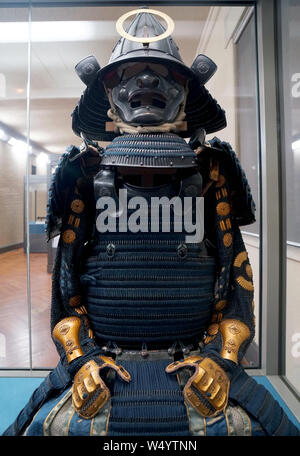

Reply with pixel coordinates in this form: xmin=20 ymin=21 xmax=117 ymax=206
xmin=24 ymin=350 xmax=267 ymax=436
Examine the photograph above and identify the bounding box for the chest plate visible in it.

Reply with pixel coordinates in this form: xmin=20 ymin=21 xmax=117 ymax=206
xmin=81 ymin=168 xmax=216 ymax=349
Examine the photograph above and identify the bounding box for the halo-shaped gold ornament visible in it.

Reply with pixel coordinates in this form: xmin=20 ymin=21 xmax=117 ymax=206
xmin=116 ymin=8 xmax=175 ymax=44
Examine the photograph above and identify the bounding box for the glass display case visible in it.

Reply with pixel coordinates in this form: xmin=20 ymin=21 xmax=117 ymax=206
xmin=0 ymin=0 xmax=298 ymax=419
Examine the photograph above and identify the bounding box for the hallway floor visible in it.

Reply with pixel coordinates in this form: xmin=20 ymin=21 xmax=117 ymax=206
xmin=0 ymin=248 xmax=59 ymax=369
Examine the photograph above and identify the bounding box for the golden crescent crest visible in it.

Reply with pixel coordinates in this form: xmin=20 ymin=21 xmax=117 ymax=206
xmin=116 ymin=8 xmax=175 ymax=44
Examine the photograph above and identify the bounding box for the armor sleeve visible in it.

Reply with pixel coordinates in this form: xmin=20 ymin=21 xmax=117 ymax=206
xmin=46 ymin=144 xmax=102 ymax=240
xmin=48 ymin=146 xmax=103 ymax=376
xmin=199 ymin=139 xmax=256 ymax=369
xmin=197 ymin=137 xmax=256 ymax=227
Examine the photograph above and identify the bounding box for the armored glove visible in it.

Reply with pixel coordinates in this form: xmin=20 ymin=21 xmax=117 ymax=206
xmin=72 ymin=355 xmax=131 ymax=419
xmin=166 ymin=355 xmax=229 ymax=418
xmin=53 ymin=317 xmax=131 ymax=419
xmin=165 ymin=320 xmax=251 ymax=417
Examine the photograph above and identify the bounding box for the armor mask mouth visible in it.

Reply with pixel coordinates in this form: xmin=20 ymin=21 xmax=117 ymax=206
xmin=104 ymin=63 xmax=187 ymax=126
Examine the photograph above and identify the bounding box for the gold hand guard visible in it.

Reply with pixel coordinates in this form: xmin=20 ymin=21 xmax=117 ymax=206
xmin=72 ymin=355 xmax=131 ymax=419
xmin=52 ymin=316 xmax=84 ymax=363
xmin=166 ymin=356 xmax=229 ymax=417
xmin=53 ymin=317 xmax=131 ymax=419
xmin=219 ymin=319 xmax=251 ymax=364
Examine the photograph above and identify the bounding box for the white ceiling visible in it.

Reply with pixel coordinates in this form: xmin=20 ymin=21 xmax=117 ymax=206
xmin=0 ymin=5 xmax=211 ymax=154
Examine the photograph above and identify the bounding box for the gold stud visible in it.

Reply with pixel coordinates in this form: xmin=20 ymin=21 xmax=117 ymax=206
xmin=223 ymin=233 xmax=232 ymax=247
xmin=62 ymin=229 xmax=76 ymax=244
xmin=71 ymin=199 xmax=85 ymax=214
xmin=217 ymin=202 xmax=231 ymax=217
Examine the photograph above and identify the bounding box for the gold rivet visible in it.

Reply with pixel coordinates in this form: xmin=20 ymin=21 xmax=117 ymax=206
xmin=62 ymin=229 xmax=76 ymax=244
xmin=217 ymin=202 xmax=231 ymax=216
xmin=71 ymin=199 xmax=85 ymax=214
xmin=223 ymin=232 xmax=232 ymax=247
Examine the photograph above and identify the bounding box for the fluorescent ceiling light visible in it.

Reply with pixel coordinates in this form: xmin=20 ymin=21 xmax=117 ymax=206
xmin=8 ymin=137 xmax=19 ymax=146
xmin=36 ymin=152 xmax=50 ymax=166
xmin=8 ymin=137 xmax=29 ymax=154
xmin=292 ymin=139 xmax=300 ymax=151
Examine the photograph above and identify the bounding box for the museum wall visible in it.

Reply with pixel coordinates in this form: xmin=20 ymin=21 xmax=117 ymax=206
xmin=0 ymin=141 xmax=25 ymax=250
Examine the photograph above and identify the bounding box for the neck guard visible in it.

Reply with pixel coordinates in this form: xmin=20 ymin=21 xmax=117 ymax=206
xmin=100 ymin=133 xmax=197 ymax=168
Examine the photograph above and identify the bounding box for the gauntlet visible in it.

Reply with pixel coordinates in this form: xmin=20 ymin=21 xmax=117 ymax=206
xmin=52 ymin=316 xmax=84 ymax=363
xmin=219 ymin=319 xmax=251 ymax=364
xmin=169 ymin=318 xmax=251 ymax=418
xmin=53 ymin=317 xmax=131 ymax=419
xmin=72 ymin=355 xmax=131 ymax=419
xmin=166 ymin=355 xmax=229 ymax=418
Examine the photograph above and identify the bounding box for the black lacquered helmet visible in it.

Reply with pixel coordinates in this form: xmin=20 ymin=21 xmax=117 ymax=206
xmin=71 ymin=7 xmax=227 ymax=141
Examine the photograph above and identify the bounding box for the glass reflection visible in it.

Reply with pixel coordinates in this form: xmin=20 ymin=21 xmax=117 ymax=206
xmin=0 ymin=4 xmax=261 ymax=370
xmin=0 ymin=8 xmax=30 ymax=368
xmin=279 ymin=0 xmax=300 ymax=394
xmin=201 ymin=7 xmax=260 ymax=367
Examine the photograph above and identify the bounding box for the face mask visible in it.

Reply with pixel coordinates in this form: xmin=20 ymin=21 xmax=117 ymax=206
xmin=104 ymin=63 xmax=187 ymax=126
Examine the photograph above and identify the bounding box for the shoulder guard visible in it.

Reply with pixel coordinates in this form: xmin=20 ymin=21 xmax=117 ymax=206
xmin=197 ymin=137 xmax=256 ymax=226
xmin=46 ymin=145 xmax=85 ymax=240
